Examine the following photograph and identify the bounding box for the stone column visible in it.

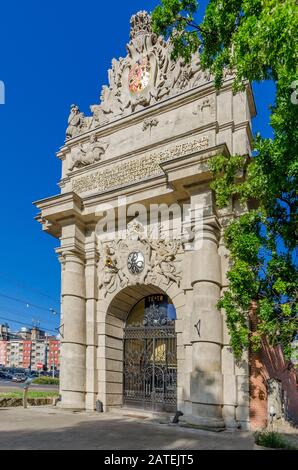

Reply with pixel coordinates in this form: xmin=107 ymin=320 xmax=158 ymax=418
xmin=59 ymin=250 xmax=86 ymax=409
xmin=183 ymin=185 xmax=224 ymax=429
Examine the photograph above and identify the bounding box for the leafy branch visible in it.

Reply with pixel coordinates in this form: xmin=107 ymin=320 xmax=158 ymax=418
xmin=152 ymin=0 xmax=298 ymax=359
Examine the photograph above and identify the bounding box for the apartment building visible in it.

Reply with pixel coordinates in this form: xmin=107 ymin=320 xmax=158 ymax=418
xmin=0 ymin=326 xmax=60 ymax=371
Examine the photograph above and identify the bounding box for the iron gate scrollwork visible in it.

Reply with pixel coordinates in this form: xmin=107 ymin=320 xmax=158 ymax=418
xmin=123 ymin=303 xmax=177 ymax=412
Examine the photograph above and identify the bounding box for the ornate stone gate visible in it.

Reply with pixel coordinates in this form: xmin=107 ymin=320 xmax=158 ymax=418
xmin=123 ymin=295 xmax=177 ymax=412
xmin=34 ymin=11 xmax=255 ymax=430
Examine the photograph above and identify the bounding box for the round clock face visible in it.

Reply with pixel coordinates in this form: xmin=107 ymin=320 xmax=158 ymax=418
xmin=128 ymin=58 xmax=151 ymax=94
xmin=127 ymin=251 xmax=145 ymax=275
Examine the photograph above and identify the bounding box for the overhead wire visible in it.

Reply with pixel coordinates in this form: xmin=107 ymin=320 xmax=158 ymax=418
xmin=0 ymin=293 xmax=60 ymax=316
xmin=0 ymin=314 xmax=58 ymax=335
xmin=0 ymin=271 xmax=60 ymax=304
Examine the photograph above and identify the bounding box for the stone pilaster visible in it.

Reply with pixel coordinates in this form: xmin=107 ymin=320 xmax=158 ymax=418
xmin=58 ymin=249 xmax=86 ymax=409
xmin=182 ymin=185 xmax=224 ymax=429
xmin=85 ymin=229 xmax=99 ymax=410
xmin=218 ymin=205 xmax=250 ymax=430
xmin=218 ymin=208 xmax=237 ymax=429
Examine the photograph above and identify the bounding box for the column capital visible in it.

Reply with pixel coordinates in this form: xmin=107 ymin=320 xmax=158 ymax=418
xmin=85 ymin=248 xmax=100 ymax=267
xmin=191 ymin=215 xmax=221 ymax=248
xmin=56 ymin=247 xmax=85 ymax=266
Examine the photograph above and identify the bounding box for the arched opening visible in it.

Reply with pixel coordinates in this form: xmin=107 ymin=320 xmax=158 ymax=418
xmin=123 ymin=293 xmax=177 ymax=412
xmin=99 ymin=284 xmax=182 ymax=413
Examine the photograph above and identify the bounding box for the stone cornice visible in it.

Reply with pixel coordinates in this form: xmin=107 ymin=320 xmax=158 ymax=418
xmin=33 ymin=192 xmax=83 ymax=214
xmin=57 ymin=79 xmax=236 ymax=159
xmin=234 ymin=120 xmax=254 ymax=149
xmin=246 ymin=82 xmax=257 ymax=119
xmin=34 ymin=192 xmax=83 ymax=239
xmin=34 ymin=144 xmax=229 ymax=239
xmin=59 ymin=122 xmax=218 ymax=184
xmin=161 ymin=144 xmax=230 ymax=189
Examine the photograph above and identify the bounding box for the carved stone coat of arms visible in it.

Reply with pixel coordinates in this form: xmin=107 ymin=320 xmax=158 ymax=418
xmin=98 ymin=220 xmax=183 ymax=297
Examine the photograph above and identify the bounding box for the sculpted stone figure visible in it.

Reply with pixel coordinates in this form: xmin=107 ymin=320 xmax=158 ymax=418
xmin=98 ymin=243 xmax=129 ymax=295
xmin=148 ymin=240 xmax=183 ymax=287
xmin=64 ymin=12 xmax=214 ymax=141
xmin=90 ymin=105 xmax=109 ymax=129
xmin=66 ymin=104 xmax=86 ymax=140
xmin=69 ymin=134 xmax=109 ymax=171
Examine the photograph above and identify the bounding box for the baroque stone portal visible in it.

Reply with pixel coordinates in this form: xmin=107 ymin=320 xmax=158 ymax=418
xmin=34 ymin=11 xmax=256 ymax=431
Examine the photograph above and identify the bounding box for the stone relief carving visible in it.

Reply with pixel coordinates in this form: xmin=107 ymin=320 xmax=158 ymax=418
xmin=69 ymin=134 xmax=109 ymax=171
xmin=98 ymin=220 xmax=183 ymax=297
xmin=148 ymin=238 xmax=183 ymax=287
xmin=98 ymin=243 xmax=130 ymax=294
xmin=193 ymin=97 xmax=216 ymax=123
xmin=65 ymin=11 xmax=213 ymax=140
xmin=142 ymin=118 xmax=159 ymax=131
xmin=89 ymin=105 xmax=110 ymax=129
xmin=72 ymin=136 xmax=209 ymax=194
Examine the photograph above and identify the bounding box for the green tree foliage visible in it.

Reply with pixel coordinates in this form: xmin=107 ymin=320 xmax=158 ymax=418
xmin=152 ymin=0 xmax=298 ymax=359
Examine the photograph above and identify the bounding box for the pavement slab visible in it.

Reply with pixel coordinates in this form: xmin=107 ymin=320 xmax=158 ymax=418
xmin=0 ymin=406 xmax=255 ymax=450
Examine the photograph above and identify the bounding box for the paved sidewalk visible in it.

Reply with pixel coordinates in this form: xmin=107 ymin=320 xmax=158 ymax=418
xmin=0 ymin=407 xmax=254 ymax=450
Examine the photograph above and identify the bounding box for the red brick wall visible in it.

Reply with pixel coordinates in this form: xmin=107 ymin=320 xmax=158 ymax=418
xmin=249 ymin=308 xmax=298 ymax=431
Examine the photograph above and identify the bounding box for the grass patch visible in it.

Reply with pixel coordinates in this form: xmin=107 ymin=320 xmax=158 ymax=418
xmin=0 ymin=391 xmax=59 ymax=399
xmin=32 ymin=377 xmax=59 ymax=385
xmin=255 ymin=431 xmax=297 ymax=450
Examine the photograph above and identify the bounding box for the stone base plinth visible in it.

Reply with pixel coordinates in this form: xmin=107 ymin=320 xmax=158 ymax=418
xmin=179 ymin=414 xmax=225 ymax=432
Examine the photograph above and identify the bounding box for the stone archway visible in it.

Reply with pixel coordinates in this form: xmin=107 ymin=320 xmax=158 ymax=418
xmin=97 ymin=283 xmax=185 ymax=412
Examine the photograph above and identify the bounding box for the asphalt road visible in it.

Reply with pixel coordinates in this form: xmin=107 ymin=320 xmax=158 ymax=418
xmin=0 ymin=379 xmax=59 ymax=393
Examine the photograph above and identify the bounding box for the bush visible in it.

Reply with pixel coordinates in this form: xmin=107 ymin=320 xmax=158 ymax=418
xmin=0 ymin=391 xmax=59 ymax=399
xmin=255 ymin=431 xmax=297 ymax=450
xmin=32 ymin=376 xmax=59 ymax=385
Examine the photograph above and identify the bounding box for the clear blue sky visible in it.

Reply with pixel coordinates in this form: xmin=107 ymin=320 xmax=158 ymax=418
xmin=0 ymin=1 xmax=275 ymax=335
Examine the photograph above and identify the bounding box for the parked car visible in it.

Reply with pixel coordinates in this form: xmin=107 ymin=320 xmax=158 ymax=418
xmin=27 ymin=372 xmax=38 ymax=379
xmin=12 ymin=373 xmax=27 ymax=383
xmin=0 ymin=371 xmax=12 ymax=380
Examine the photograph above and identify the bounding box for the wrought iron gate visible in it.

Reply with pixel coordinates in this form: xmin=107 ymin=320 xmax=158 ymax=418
xmin=123 ymin=323 xmax=177 ymax=412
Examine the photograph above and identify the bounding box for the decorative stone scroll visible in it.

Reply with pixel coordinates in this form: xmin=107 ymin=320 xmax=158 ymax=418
xmin=65 ymin=11 xmax=213 ymax=140
xmin=98 ymin=220 xmax=183 ymax=297
xmin=72 ymin=136 xmax=209 ymax=194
